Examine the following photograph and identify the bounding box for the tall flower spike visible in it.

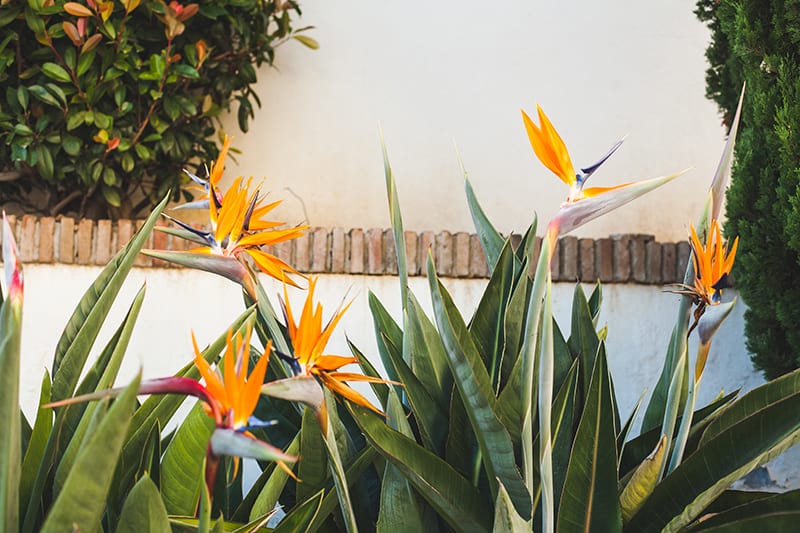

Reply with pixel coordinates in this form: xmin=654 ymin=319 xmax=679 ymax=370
xmin=279 ymin=276 xmax=392 ymax=416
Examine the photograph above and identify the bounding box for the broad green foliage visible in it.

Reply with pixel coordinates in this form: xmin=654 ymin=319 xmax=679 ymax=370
xmin=1 ymin=91 xmax=800 ymax=533
xmin=696 ymin=0 xmax=800 ymax=378
xmin=0 ymin=0 xmax=314 ymax=218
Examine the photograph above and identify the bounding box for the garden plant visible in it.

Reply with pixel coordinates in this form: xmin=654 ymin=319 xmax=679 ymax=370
xmin=0 ymin=0 xmax=315 ymax=219
xmin=3 ymin=86 xmax=800 ymax=532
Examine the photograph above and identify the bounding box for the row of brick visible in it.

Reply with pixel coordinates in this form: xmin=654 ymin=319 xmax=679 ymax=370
xmin=0 ymin=215 xmax=693 ymax=284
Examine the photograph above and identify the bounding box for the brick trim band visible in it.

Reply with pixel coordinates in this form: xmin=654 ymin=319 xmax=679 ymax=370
xmin=0 ymin=215 xmax=692 ymax=284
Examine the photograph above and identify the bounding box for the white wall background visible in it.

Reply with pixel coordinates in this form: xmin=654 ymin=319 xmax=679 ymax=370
xmin=220 ymin=0 xmax=726 ymax=242
xmin=16 ymin=264 xmax=799 ymax=488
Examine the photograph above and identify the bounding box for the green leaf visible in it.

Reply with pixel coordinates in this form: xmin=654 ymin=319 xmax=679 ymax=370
xmin=40 ymin=374 xmax=140 ymax=531
xmin=273 ymin=489 xmax=324 ymax=533
xmin=116 ymin=475 xmax=171 ymax=533
xmin=297 ymin=408 xmax=327 ymax=502
xmin=41 ymin=62 xmax=71 ymax=82
xmin=463 ymin=170 xmax=504 ymax=271
xmin=568 ymin=283 xmax=600 ymax=402
xmin=427 ymin=257 xmax=531 ymax=520
xmin=469 ymin=240 xmax=516 ymax=389
xmin=493 ymin=481 xmax=530 ymax=533
xmin=685 ymin=488 xmax=800 ymax=532
xmin=350 ymin=404 xmax=492 ymax=533
xmin=0 ymin=281 xmax=22 ymax=530
xmin=381 ymin=135 xmax=409 ymax=308
xmin=247 ymin=435 xmax=300 ymax=521
xmin=406 ymin=291 xmax=452 ymax=409
xmin=368 ymin=292 xmax=402 ymax=383
xmin=18 ymin=371 xmax=51 ymax=522
xmin=556 ymin=348 xmax=622 ymax=532
xmin=627 ymin=390 xmax=800 ymax=532
xmin=321 ymin=396 xmax=358 ymax=533
xmin=619 ymin=435 xmax=666 ymax=524
xmin=62 ymin=134 xmax=82 ymax=156
xmin=50 ymin=194 xmax=168 ymax=401
xmin=700 ymin=368 xmax=800 ymax=447
xmin=27 ymin=84 xmax=60 ymax=108
xmin=377 ymin=390 xmax=429 ymax=532
xmin=161 ymin=401 xmax=215 ymax=516
xmin=293 ymin=34 xmax=320 ymax=50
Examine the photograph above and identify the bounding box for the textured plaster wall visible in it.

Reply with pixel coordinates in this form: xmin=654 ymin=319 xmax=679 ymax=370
xmin=221 ymin=0 xmax=725 ymax=242
xmin=17 ymin=265 xmax=800 ymax=489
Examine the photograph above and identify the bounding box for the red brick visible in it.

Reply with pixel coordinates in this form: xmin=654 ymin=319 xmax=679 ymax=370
xmin=454 ymin=232 xmax=470 ymax=278
xmin=95 ymin=220 xmax=113 ymax=265
xmin=435 ymin=231 xmax=453 ymax=277
xmin=310 ymin=227 xmax=329 ymax=273
xmin=330 ymin=227 xmax=346 ymax=273
xmin=117 ymin=219 xmax=133 ymax=253
xmin=661 ymin=242 xmax=677 ymax=283
xmin=367 ymin=228 xmax=383 ymax=274
xmin=19 ymin=215 xmax=37 ymax=262
xmin=38 ymin=217 xmax=55 ymax=263
xmin=631 ymin=235 xmax=653 ymax=283
xmin=579 ymin=238 xmax=595 ymax=282
xmin=76 ymin=219 xmax=94 ymax=265
xmin=293 ymin=232 xmax=311 ymax=273
xmin=612 ymin=234 xmax=631 ymax=282
xmin=58 ymin=218 xmax=75 ymax=264
xmin=509 ymin=233 xmax=522 ymax=252
xmin=404 ymin=231 xmax=419 ymax=276
xmin=418 ymin=231 xmax=436 ymax=273
xmin=560 ymin=236 xmax=578 ymax=282
xmin=383 ymin=229 xmax=398 ymax=275
xmin=646 ymin=241 xmax=663 ymax=284
xmin=349 ymin=229 xmax=364 ymax=274
xmin=596 ymin=238 xmax=613 ymax=282
xmin=469 ymin=234 xmax=489 ymax=278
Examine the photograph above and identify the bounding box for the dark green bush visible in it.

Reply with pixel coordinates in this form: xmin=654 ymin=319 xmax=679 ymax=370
xmin=0 ymin=0 xmax=314 ymax=218
xmin=696 ymin=0 xmax=800 ymax=378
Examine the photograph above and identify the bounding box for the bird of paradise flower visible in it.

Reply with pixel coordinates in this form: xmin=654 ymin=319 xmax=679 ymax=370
xmin=45 ymin=324 xmax=296 ymax=493
xmin=143 ymin=144 xmax=308 ymax=298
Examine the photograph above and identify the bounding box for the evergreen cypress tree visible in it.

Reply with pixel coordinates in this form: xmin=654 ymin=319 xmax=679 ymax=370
xmin=696 ymin=0 xmax=800 ymax=378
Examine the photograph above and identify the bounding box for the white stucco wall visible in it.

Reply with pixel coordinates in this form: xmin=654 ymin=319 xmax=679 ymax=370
xmin=220 ymin=0 xmax=726 ymax=242
xmin=14 ymin=264 xmax=800 ymax=488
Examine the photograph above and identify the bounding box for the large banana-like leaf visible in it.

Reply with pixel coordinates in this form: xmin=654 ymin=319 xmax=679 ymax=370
xmin=161 ymin=401 xmax=216 ymax=516
xmin=0 ymin=273 xmax=22 ymax=530
xmin=494 ymin=481 xmax=530 ymax=533
xmin=381 ymin=134 xmax=409 ymax=308
xmin=699 ymin=368 xmax=800 ymax=447
xmin=368 ymin=291 xmax=403 ymax=384
xmin=568 ymin=284 xmax=600 ymax=403
xmin=469 ymin=240 xmax=516 ymax=388
xmin=350 ymin=403 xmax=492 ymax=533
xmin=463 ymin=166 xmax=504 ymax=271
xmin=556 ymin=348 xmax=622 ymax=532
xmin=627 ymin=390 xmax=800 ymax=532
xmin=382 ymin=328 xmax=448 ymax=453
xmin=684 ymin=488 xmax=800 ymax=532
xmin=406 ymin=291 xmax=453 ymax=407
xmin=18 ymin=371 xmax=51 ymax=523
xmin=51 ymin=194 xmax=168 ymax=401
xmin=116 ymin=474 xmax=171 ymax=533
xmin=298 ymin=407 xmax=328 ymax=502
xmin=377 ymin=390 xmax=430 ymax=532
xmin=40 ymin=374 xmax=140 ymax=531
xmin=321 ymin=396 xmax=358 ymax=533
xmin=245 ymin=435 xmax=299 ymax=522
xmin=273 ymin=489 xmax=324 ymax=533
xmin=427 ymin=257 xmax=531 ymax=519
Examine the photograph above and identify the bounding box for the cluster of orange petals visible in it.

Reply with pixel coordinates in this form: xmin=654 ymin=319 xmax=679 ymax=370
xmin=192 ymin=327 xmax=270 ymax=431
xmin=689 ymin=220 xmax=739 ymax=307
xmin=281 ymin=276 xmax=390 ymax=415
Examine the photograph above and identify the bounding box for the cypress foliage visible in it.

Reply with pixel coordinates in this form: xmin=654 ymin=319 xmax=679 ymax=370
xmin=696 ymin=0 xmax=800 ymax=378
